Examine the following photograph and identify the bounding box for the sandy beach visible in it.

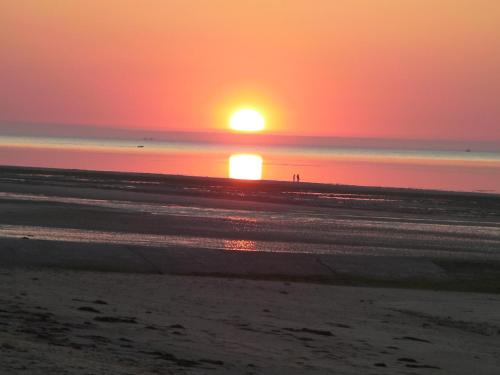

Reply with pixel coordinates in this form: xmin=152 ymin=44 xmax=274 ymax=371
xmin=1 ymin=166 xmax=500 ymax=374
xmin=2 ymin=268 xmax=500 ymax=374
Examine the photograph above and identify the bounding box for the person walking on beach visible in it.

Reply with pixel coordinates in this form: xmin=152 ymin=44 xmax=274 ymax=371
xmin=293 ymin=174 xmax=296 ymax=182
xmin=296 ymin=174 xmax=300 ymax=183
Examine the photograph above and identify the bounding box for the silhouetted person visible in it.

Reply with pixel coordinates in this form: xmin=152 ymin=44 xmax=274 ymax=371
xmin=297 ymin=174 xmax=300 ymax=183
xmin=293 ymin=174 xmax=296 ymax=182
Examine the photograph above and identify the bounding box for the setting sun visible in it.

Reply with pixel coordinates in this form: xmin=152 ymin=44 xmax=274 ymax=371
xmin=229 ymin=109 xmax=265 ymax=132
xmin=228 ymin=154 xmax=263 ymax=180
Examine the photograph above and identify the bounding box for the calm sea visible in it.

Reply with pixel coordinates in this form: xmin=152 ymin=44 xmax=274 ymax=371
xmin=1 ymin=134 xmax=499 ymax=193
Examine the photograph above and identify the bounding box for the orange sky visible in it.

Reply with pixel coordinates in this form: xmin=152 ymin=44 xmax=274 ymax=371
xmin=1 ymin=0 xmax=499 ymax=140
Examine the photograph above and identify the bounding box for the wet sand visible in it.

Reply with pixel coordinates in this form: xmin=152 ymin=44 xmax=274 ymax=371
xmin=1 ymin=166 xmax=500 ymax=373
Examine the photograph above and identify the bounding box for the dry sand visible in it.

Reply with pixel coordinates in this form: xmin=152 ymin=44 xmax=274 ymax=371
xmin=1 ymin=268 xmax=500 ymax=374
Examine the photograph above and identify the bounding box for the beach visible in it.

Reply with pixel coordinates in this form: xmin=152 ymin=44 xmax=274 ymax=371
xmin=2 ymin=269 xmax=500 ymax=374
xmin=1 ymin=166 xmax=500 ymax=374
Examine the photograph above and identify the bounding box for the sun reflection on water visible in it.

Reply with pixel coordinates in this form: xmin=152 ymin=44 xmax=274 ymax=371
xmin=228 ymin=154 xmax=263 ymax=180
xmin=223 ymin=239 xmax=257 ymax=251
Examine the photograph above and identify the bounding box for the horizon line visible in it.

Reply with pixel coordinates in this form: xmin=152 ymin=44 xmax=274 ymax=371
xmin=2 ymin=120 xmax=500 ymax=145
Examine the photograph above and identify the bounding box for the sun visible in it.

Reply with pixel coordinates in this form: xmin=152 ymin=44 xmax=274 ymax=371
xmin=229 ymin=109 xmax=265 ymax=132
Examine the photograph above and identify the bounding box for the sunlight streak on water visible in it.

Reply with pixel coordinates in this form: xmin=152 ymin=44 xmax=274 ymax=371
xmin=2 ymin=224 xmax=499 ymax=259
xmin=229 ymin=154 xmax=263 ymax=180
xmin=223 ymin=239 xmax=257 ymax=251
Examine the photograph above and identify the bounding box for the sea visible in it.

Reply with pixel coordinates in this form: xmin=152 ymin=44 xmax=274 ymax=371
xmin=1 ymin=131 xmax=499 ymax=193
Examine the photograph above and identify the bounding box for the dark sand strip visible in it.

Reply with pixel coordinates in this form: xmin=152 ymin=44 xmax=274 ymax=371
xmin=3 ymin=237 xmax=500 ymax=292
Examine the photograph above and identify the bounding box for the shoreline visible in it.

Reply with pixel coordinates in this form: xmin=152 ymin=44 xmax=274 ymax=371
xmin=1 ymin=164 xmax=500 ymax=198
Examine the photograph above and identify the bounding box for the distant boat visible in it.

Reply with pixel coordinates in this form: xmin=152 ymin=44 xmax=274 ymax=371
xmin=465 ymin=148 xmax=471 ymax=152
xmin=137 ymin=145 xmax=144 ymax=148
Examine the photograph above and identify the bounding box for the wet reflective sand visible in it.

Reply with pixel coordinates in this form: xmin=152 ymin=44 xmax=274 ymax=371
xmin=1 ymin=166 xmax=499 ymax=262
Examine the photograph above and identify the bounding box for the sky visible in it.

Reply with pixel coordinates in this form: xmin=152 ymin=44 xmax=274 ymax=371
xmin=1 ymin=0 xmax=499 ymax=140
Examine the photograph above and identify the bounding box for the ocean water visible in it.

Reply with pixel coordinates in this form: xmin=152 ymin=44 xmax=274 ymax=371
xmin=1 ymin=134 xmax=499 ymax=193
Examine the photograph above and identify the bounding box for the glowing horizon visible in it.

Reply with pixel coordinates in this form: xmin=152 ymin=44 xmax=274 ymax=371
xmin=1 ymin=1 xmax=499 ymax=140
